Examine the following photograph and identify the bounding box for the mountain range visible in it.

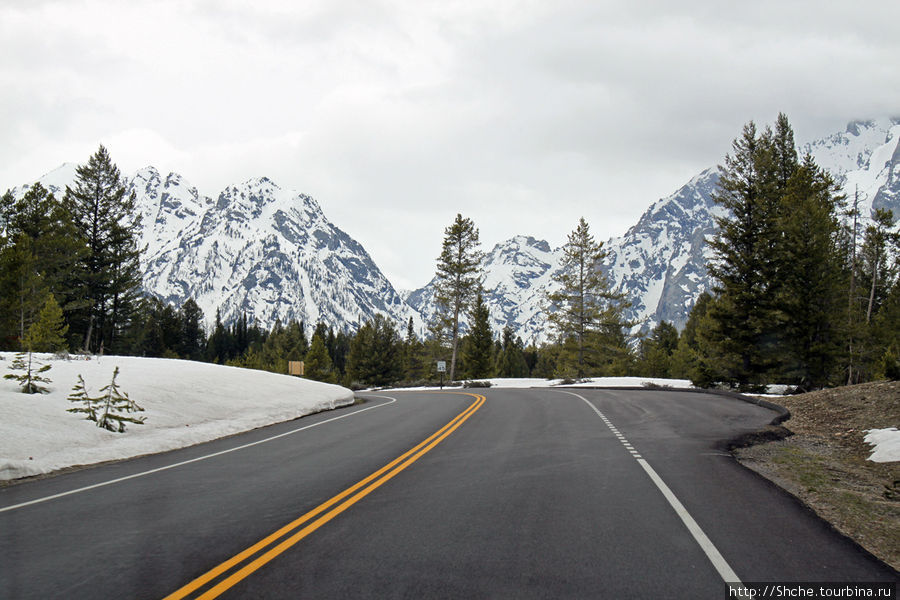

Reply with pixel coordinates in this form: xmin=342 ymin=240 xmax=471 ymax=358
xmin=13 ymin=117 xmax=900 ymax=343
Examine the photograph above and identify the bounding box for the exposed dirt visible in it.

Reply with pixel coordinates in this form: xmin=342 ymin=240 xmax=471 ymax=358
xmin=734 ymin=381 xmax=900 ymax=571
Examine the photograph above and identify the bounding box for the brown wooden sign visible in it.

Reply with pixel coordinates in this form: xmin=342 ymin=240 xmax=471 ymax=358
xmin=288 ymin=361 xmax=305 ymax=376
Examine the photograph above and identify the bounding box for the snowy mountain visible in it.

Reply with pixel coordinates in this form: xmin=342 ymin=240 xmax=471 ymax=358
xmin=17 ymin=166 xmax=422 ymax=334
xmin=14 ymin=117 xmax=900 ymax=343
xmin=408 ymin=117 xmax=900 ymax=340
xmin=406 ymin=236 xmax=561 ymax=344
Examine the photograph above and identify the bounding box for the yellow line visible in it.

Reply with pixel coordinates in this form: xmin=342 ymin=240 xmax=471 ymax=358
xmin=163 ymin=393 xmax=484 ymax=600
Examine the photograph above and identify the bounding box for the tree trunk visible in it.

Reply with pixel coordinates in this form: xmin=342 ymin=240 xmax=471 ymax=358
xmin=866 ymin=254 xmax=879 ymax=324
xmin=449 ymin=303 xmax=460 ymax=382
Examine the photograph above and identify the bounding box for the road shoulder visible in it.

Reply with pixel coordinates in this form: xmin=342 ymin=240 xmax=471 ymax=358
xmin=732 ymin=381 xmax=900 ymax=572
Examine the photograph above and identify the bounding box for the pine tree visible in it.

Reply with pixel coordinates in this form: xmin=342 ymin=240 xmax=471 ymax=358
xmin=347 ymin=314 xmax=402 ymax=387
xmin=179 ymin=298 xmax=206 ymax=361
xmin=637 ymin=320 xmax=678 ymax=378
xmin=670 ymin=292 xmax=720 ymax=385
xmin=706 ymin=121 xmax=783 ymax=390
xmin=775 ymin=156 xmax=847 ymax=389
xmin=0 ymin=183 xmax=82 ymax=349
xmin=872 ymin=281 xmax=900 ymax=379
xmin=433 ymin=214 xmax=484 ymax=382
xmin=461 ymin=289 xmax=494 ymax=379
xmin=66 ymin=374 xmax=98 ymax=422
xmin=304 ymin=333 xmax=334 ymax=383
xmin=64 ymin=146 xmax=142 ymax=353
xmin=24 ymin=294 xmax=69 ymax=353
xmin=531 ymin=344 xmax=560 ymax=379
xmin=206 ymin=309 xmax=229 ymax=363
xmin=495 ymin=326 xmax=529 ymax=378
xmin=859 ymin=209 xmax=897 ymax=325
xmin=95 ymin=367 xmax=145 ymax=432
xmin=546 ymin=217 xmax=629 ymax=378
xmin=4 ymin=351 xmax=52 ymax=394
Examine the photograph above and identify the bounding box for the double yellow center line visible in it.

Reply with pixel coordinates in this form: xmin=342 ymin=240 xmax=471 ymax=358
xmin=164 ymin=392 xmax=485 ymax=600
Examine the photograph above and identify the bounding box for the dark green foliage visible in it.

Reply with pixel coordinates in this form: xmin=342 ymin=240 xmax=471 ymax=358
xmin=670 ymin=292 xmax=720 ymax=386
xmin=179 ymin=298 xmax=205 ymax=361
xmin=64 ymin=145 xmax=143 ymax=354
xmin=4 ymin=351 xmax=52 ymax=394
xmin=433 ymin=214 xmax=484 ymax=382
xmin=696 ymin=113 xmax=877 ymax=391
xmin=495 ymin=326 xmax=529 ymax=378
xmin=24 ymin=294 xmax=69 ymax=353
xmin=774 ymin=156 xmax=847 ymax=390
xmin=546 ymin=217 xmax=631 ymax=378
xmin=400 ymin=317 xmax=428 ymax=381
xmin=347 ymin=314 xmax=403 ymax=387
xmin=706 ymin=121 xmax=784 ymax=390
xmin=637 ymin=320 xmax=678 ymax=378
xmin=0 ymin=184 xmax=83 ymax=349
xmin=531 ymin=344 xmax=560 ymax=379
xmin=304 ymin=332 xmax=335 ymax=383
xmin=461 ymin=290 xmax=494 ymax=379
xmin=858 ymin=209 xmax=897 ymax=325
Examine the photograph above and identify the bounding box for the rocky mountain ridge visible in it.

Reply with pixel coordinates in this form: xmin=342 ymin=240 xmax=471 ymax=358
xmin=14 ymin=117 xmax=900 ymax=343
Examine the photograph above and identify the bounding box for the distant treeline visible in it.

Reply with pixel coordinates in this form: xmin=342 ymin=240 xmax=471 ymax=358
xmin=3 ymin=116 xmax=898 ymax=391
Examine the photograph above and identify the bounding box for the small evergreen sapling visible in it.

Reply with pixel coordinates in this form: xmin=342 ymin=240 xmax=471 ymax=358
xmin=66 ymin=374 xmax=98 ymax=422
xmin=4 ymin=351 xmax=52 ymax=394
xmin=95 ymin=367 xmax=145 ymax=432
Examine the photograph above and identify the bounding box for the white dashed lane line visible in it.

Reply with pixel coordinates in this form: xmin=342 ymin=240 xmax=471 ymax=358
xmin=555 ymin=390 xmax=743 ymax=588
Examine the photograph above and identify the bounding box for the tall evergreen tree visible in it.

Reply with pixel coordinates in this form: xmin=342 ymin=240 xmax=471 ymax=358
xmin=546 ymin=217 xmax=629 ymax=378
xmin=347 ymin=314 xmax=402 ymax=387
xmin=670 ymin=292 xmax=721 ymax=386
xmin=433 ymin=214 xmax=483 ymax=383
xmin=637 ymin=320 xmax=678 ymax=378
xmin=495 ymin=326 xmax=529 ymax=378
xmin=872 ymin=281 xmax=900 ymax=379
xmin=179 ymin=298 xmax=206 ymax=361
xmin=858 ymin=209 xmax=897 ymax=324
xmin=206 ymin=309 xmax=230 ymax=363
xmin=775 ymin=156 xmax=847 ymax=389
xmin=706 ymin=121 xmax=783 ymax=390
xmin=64 ymin=145 xmax=142 ymax=353
xmin=304 ymin=332 xmax=334 ymax=383
xmin=0 ymin=184 xmax=82 ymax=348
xmin=401 ymin=317 xmax=426 ymax=381
xmin=461 ymin=289 xmax=494 ymax=379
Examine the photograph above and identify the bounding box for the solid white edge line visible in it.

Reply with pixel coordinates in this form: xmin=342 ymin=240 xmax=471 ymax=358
xmin=554 ymin=390 xmax=743 ymax=587
xmin=636 ymin=458 xmax=742 ymax=584
xmin=0 ymin=396 xmax=397 ymax=514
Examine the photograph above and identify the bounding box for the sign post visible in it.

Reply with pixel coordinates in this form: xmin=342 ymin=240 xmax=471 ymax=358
xmin=436 ymin=361 xmax=446 ymax=389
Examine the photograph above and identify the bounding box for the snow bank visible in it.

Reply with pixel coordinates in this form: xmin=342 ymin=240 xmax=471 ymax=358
xmin=864 ymin=428 xmax=900 ymax=463
xmin=0 ymin=353 xmax=354 ymax=481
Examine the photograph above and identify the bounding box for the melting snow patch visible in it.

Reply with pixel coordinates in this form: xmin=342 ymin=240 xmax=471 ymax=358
xmin=864 ymin=428 xmax=900 ymax=463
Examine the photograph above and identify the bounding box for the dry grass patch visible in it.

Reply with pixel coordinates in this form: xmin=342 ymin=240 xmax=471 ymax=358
xmin=735 ymin=381 xmax=899 ymax=571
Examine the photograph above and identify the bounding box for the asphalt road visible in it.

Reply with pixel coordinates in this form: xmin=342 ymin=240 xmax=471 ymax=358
xmin=0 ymin=388 xmax=896 ymax=599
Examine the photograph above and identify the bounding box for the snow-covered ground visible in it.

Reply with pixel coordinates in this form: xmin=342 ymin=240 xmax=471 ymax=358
xmin=864 ymin=428 xmax=900 ymax=463
xmin=0 ymin=353 xmax=354 ymax=481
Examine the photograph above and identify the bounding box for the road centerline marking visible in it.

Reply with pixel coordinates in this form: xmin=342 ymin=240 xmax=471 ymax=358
xmin=554 ymin=390 xmax=743 ymax=587
xmin=163 ymin=392 xmax=485 ymax=600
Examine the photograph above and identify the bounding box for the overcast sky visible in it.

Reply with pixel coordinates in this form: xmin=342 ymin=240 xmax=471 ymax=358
xmin=2 ymin=1 xmax=899 ymax=289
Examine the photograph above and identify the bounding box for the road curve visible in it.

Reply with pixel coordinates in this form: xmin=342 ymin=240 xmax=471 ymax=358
xmin=0 ymin=388 xmax=896 ymax=599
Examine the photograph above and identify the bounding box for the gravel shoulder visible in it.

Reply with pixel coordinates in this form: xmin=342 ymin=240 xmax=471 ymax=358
xmin=734 ymin=381 xmax=899 ymax=571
